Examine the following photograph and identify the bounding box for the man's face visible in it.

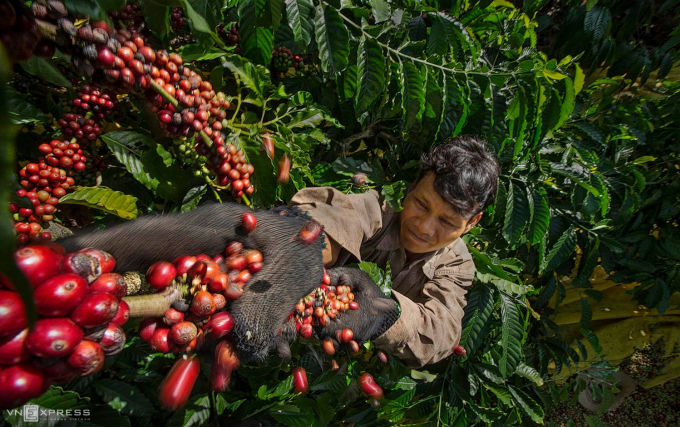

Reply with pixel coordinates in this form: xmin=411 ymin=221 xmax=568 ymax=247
xmin=399 ymin=172 xmax=482 ymax=254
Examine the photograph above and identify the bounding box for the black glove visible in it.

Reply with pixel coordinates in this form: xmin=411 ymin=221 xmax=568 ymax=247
xmin=60 ymin=203 xmax=325 ymax=364
xmin=316 ymin=267 xmax=400 ymax=344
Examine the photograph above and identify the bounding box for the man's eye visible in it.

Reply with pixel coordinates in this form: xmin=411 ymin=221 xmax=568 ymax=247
xmin=417 ymin=199 xmax=426 ymax=208
xmin=441 ymin=219 xmax=454 ymax=227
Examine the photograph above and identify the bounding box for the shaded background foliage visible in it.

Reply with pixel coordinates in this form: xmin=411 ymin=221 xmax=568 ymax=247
xmin=2 ymin=0 xmax=680 ymax=425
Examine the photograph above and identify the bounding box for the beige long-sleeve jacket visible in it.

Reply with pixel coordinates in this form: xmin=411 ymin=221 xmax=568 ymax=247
xmin=290 ymin=187 xmax=476 ymax=368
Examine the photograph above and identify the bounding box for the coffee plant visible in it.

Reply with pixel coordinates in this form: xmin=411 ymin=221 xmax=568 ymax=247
xmin=1 ymin=0 xmax=679 ymax=425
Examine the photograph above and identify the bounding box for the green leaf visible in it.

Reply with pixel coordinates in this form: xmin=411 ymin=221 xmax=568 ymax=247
xmin=94 ymin=379 xmax=154 ymax=416
xmin=509 ymin=386 xmax=544 ymax=424
xmin=182 ymin=0 xmax=213 ymax=33
xmin=584 ymin=414 xmax=607 ymax=427
xmin=427 ymin=20 xmax=448 ymax=56
xmin=168 ymin=394 xmax=211 ymax=427
xmin=20 ymin=57 xmax=72 ymax=88
xmin=581 ymin=328 xmax=602 ymax=354
xmin=584 ymin=7 xmax=611 ymax=41
xmin=408 ymin=16 xmax=428 ymax=41
xmin=239 ymin=0 xmax=275 ymax=66
xmin=369 ymin=0 xmax=390 ymax=22
xmin=382 ymin=181 xmax=408 ymax=212
xmin=515 ymin=363 xmax=544 ymax=386
xmin=499 ymin=292 xmax=523 ymax=378
xmin=503 ymin=183 xmax=530 ymax=246
xmin=181 ymin=185 xmax=207 ymax=212
xmin=527 ymin=186 xmax=550 ymax=245
xmin=221 ymin=55 xmax=271 ymax=100
xmin=484 ymin=383 xmax=512 ymax=405
xmin=64 ymin=0 xmax=106 ymax=20
xmin=460 ymin=284 xmax=494 ymax=352
xmin=574 ymin=64 xmax=585 ymax=94
xmin=542 ymin=227 xmax=576 ymax=274
xmin=101 ymin=131 xmax=158 ymax=191
xmin=5 ymin=87 xmax=48 ymax=124
xmin=285 ymin=0 xmax=314 ymax=46
xmin=401 ymin=62 xmax=426 ymax=130
xmin=59 ymin=187 xmax=138 ymax=219
xmin=556 ymin=77 xmax=574 ymax=128
xmin=548 ymin=162 xmax=600 ymax=198
xmin=314 ymin=4 xmax=350 ymax=74
xmin=355 ymin=36 xmax=386 ymax=115
xmin=270 ymin=405 xmax=315 ymax=427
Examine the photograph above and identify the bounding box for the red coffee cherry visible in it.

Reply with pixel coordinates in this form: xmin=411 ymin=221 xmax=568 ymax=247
xmin=241 ymin=212 xmax=257 ymax=233
xmin=340 ymin=328 xmax=354 ymax=344
xmin=359 ymin=373 xmax=384 ymax=400
xmin=163 ymin=308 xmax=185 ymax=326
xmin=173 ymin=255 xmax=197 ymax=276
xmin=67 ymin=340 xmax=105 ymax=376
xmin=146 ymin=261 xmax=177 ymax=291
xmin=190 ymin=291 xmax=216 ymax=317
xmin=149 ymin=327 xmax=171 ymax=353
xmin=0 ymin=329 xmax=31 ymax=365
xmin=0 ymin=363 xmax=46 ymax=410
xmin=158 ymin=354 xmax=200 ymax=411
xmin=139 ymin=318 xmax=162 ymax=342
xmin=99 ymin=322 xmax=126 ymax=355
xmin=322 ymin=338 xmax=335 ymax=355
xmin=377 ymin=351 xmax=388 ymax=364
xmin=34 ymin=274 xmax=89 ymax=317
xmin=453 ymin=344 xmax=467 ymax=357
xmin=292 ymin=367 xmax=308 ymax=394
xmin=299 ymin=323 xmax=312 ymax=339
xmin=43 ymin=358 xmax=79 ymax=384
xmin=277 ymin=154 xmax=291 ymax=184
xmin=348 ymin=340 xmax=360 ymax=354
xmin=70 ymin=293 xmax=119 ymax=329
xmin=25 ymin=318 xmax=84 ymax=358
xmin=0 ymin=290 xmax=28 ymax=338
xmin=211 ymin=339 xmax=239 ymax=392
xmin=14 ymin=245 xmax=63 ymax=288
xmin=89 ymin=273 xmax=127 ymax=299
xmin=224 ymin=241 xmax=243 ymax=256
xmin=111 ymin=300 xmax=130 ymax=326
xmin=298 ymin=220 xmax=322 ymax=244
xmin=169 ymin=321 xmax=197 ymax=346
xmin=204 ymin=312 xmax=234 ymax=340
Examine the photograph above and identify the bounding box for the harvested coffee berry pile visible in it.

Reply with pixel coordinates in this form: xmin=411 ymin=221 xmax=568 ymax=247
xmin=293 ymin=269 xmax=359 ymax=341
xmin=0 ymin=244 xmax=127 ymax=409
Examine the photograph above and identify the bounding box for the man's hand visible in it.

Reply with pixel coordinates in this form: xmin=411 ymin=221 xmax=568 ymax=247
xmin=316 ymin=267 xmax=400 ymax=344
xmin=60 ymin=203 xmax=325 ymax=363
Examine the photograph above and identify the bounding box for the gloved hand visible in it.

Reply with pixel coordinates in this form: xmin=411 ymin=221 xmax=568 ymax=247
xmin=316 ymin=267 xmax=400 ymax=344
xmin=59 ymin=203 xmax=325 ymax=363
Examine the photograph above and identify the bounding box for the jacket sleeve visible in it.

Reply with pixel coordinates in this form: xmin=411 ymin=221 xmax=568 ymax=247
xmin=289 ymin=187 xmax=383 ymax=262
xmin=372 ymin=258 xmax=476 ymax=368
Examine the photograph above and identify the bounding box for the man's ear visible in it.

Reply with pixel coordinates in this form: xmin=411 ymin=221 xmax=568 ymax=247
xmin=464 ymin=212 xmax=483 ymax=233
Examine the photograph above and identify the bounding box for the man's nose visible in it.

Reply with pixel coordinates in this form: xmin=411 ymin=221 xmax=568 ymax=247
xmin=414 ymin=215 xmax=436 ymax=237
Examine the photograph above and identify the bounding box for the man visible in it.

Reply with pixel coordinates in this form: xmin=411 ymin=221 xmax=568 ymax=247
xmin=289 ymin=136 xmax=500 ymax=367
xmin=60 ymin=136 xmax=499 ymax=367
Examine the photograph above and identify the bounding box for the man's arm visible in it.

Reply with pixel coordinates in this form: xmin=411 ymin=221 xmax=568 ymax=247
xmin=373 ymin=261 xmax=475 ymax=368
xmin=290 ymin=187 xmax=383 ymax=267
xmin=322 ymin=233 xmax=341 ymax=267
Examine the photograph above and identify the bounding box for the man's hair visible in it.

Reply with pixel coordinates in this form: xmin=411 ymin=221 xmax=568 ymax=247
xmin=420 ymin=136 xmax=500 ymax=219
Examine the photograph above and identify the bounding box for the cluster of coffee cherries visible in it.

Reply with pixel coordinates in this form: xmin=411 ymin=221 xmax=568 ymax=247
xmin=293 ymin=272 xmax=359 ymax=340
xmin=271 ymin=46 xmax=302 ymax=76
xmin=13 ymin=154 xmax=79 ymax=244
xmin=108 ymin=2 xmax=146 ymax=37
xmin=39 ymin=139 xmax=88 ymax=172
xmin=72 ymin=86 xmax=118 ymax=121
xmin=0 ymin=244 xmax=128 ymax=410
xmin=170 ymin=7 xmax=185 ymax=32
xmin=139 ymin=213 xmax=259 ymax=349
xmin=58 ymin=113 xmax=102 ymax=147
xmin=217 ymin=23 xmax=241 ymax=54
xmin=0 ymin=0 xmax=42 ymax=62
